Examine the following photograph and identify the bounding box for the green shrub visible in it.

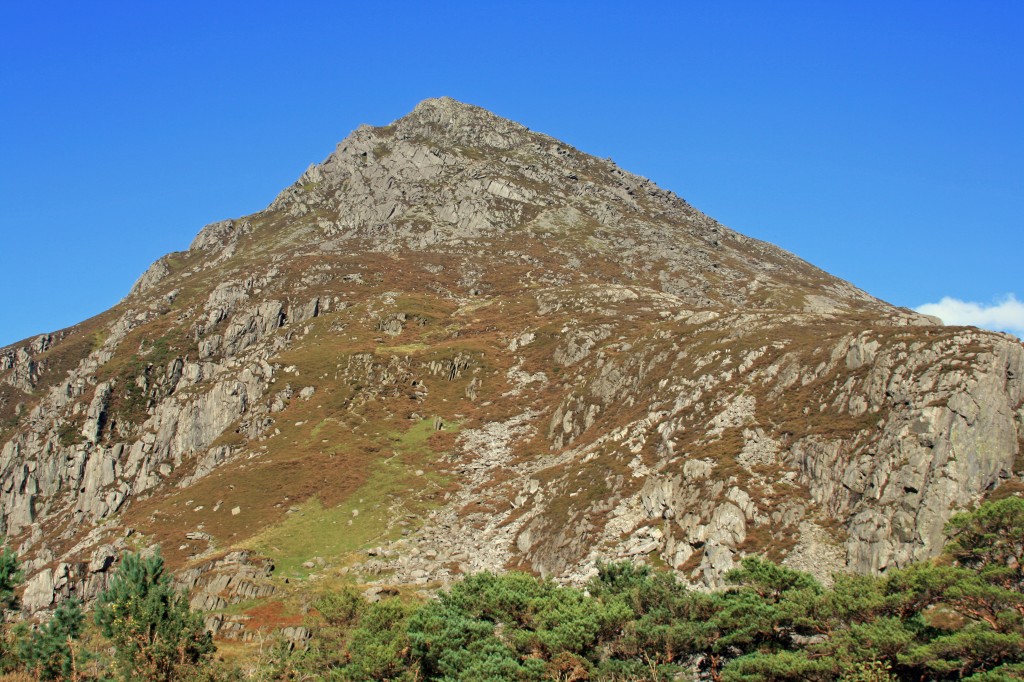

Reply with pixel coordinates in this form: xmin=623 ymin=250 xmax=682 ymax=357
xmin=94 ymin=552 xmax=213 ymax=681
xmin=17 ymin=598 xmax=85 ymax=680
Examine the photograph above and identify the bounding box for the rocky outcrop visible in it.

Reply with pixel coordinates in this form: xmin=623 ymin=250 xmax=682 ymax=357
xmin=352 ymin=297 xmax=1022 ymax=591
xmin=1 ymin=339 xmax=48 ymax=393
xmin=179 ymin=551 xmax=276 ymax=612
xmin=128 ymin=256 xmax=171 ymax=297
xmin=189 ymin=218 xmax=253 ymax=253
xmin=797 ymin=332 xmax=1024 ymax=574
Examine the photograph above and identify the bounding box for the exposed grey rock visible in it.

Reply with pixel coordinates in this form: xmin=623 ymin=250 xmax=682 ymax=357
xmin=81 ymin=382 xmax=113 ymax=444
xmin=179 ymin=550 xmax=275 ymax=621
xmin=783 ymin=521 xmax=846 ymax=586
xmin=190 ymin=218 xmax=252 ymax=252
xmin=128 ymin=256 xmax=171 ymax=297
xmin=2 ymin=347 xmax=40 ymax=393
xmin=22 ymin=568 xmax=55 ymax=612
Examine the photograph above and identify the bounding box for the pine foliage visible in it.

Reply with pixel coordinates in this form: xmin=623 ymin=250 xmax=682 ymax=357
xmin=0 ymin=545 xmax=21 ymax=612
xmin=17 ymin=598 xmax=84 ymax=680
xmin=93 ymin=551 xmax=213 ymax=681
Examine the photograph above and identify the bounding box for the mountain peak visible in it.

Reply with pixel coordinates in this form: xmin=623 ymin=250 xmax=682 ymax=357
xmin=250 ymin=98 xmax=896 ymax=317
xmin=386 ymin=96 xmax=533 ymax=150
xmin=405 ymin=96 xmax=516 ymax=125
xmin=408 ymin=95 xmax=487 ymax=116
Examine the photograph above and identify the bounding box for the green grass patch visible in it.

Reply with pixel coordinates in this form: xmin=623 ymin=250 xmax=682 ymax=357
xmin=247 ymin=418 xmax=457 ymax=579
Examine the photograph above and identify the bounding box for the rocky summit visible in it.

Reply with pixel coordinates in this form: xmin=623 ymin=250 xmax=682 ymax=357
xmin=2 ymin=98 xmax=1022 ymax=637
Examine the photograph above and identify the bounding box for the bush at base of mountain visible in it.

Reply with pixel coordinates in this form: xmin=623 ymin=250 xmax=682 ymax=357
xmin=285 ymin=497 xmax=1023 ymax=681
xmin=0 ymin=545 xmax=23 ymax=675
xmin=16 ymin=599 xmax=85 ymax=681
xmin=93 ymin=551 xmax=214 ymax=682
xmin=0 ymin=497 xmax=1021 ymax=680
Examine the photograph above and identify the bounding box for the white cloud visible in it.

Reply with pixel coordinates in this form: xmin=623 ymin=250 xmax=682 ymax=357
xmin=916 ymin=294 xmax=1024 ymax=337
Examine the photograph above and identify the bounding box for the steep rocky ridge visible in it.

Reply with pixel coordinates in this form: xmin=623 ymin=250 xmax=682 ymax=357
xmin=1 ymin=99 xmax=1021 ymax=635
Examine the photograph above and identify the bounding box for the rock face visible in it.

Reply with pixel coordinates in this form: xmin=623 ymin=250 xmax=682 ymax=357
xmin=1 ymin=98 xmax=1021 ymax=624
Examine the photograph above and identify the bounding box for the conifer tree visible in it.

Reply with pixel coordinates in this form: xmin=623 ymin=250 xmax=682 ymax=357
xmin=17 ymin=598 xmax=85 ymax=680
xmin=93 ymin=551 xmax=213 ymax=681
xmin=0 ymin=544 xmax=21 ymax=612
xmin=0 ymin=544 xmax=23 ymax=671
xmin=945 ymin=496 xmax=1024 ymax=596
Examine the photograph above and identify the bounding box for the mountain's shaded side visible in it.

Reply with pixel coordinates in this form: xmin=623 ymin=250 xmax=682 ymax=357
xmin=1 ymin=99 xmax=1021 ymax=636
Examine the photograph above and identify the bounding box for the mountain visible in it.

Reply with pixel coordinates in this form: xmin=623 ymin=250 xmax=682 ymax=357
xmin=2 ymin=98 xmax=1021 ymax=637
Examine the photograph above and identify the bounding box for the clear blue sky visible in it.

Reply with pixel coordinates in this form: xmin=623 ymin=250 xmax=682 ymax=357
xmin=2 ymin=2 xmax=1022 ymax=346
